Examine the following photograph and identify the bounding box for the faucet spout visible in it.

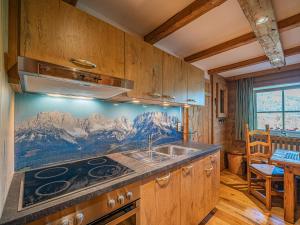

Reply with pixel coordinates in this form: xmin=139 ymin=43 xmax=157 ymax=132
xmin=148 ymin=134 xmax=153 ymax=152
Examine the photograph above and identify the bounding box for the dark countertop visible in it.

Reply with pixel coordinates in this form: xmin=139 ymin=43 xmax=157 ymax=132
xmin=0 ymin=141 xmax=220 ymax=225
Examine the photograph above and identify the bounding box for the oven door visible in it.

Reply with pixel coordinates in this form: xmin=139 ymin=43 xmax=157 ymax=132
xmin=88 ymin=200 xmax=139 ymax=225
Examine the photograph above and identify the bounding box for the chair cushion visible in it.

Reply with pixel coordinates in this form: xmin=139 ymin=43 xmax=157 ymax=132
xmin=250 ymin=164 xmax=284 ymax=176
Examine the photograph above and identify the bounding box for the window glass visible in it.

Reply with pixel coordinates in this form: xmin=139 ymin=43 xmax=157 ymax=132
xmin=257 ymin=113 xmax=283 ymax=130
xmin=285 ymin=112 xmax=300 ymax=131
xmin=285 ymin=89 xmax=300 ymax=111
xmin=256 ymin=91 xmax=282 ymax=112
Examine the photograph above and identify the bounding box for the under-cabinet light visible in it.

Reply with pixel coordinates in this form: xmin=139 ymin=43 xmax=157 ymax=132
xmin=47 ymin=93 xmax=94 ymax=100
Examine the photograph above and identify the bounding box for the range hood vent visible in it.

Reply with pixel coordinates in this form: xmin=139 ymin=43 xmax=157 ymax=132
xmin=18 ymin=57 xmax=134 ymax=99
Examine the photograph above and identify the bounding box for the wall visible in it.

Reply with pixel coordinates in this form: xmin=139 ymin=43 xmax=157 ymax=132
xmin=0 ymin=0 xmax=15 ymax=217
xmin=211 ymin=75 xmax=228 ymax=170
xmin=226 ymin=80 xmax=245 ymax=154
xmin=15 ymin=93 xmax=182 ymax=170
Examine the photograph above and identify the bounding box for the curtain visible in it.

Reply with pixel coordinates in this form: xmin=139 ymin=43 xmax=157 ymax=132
xmin=235 ymin=78 xmax=255 ymax=140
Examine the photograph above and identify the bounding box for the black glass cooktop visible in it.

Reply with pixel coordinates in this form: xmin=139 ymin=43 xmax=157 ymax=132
xmin=22 ymin=156 xmax=134 ymax=209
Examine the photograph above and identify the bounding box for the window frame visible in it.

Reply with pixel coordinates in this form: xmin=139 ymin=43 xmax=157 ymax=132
xmin=254 ymin=85 xmax=300 ymax=134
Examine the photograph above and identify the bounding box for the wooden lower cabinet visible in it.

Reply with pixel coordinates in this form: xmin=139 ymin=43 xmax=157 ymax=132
xmin=140 ymin=151 xmax=220 ymax=225
xmin=140 ymin=170 xmax=181 ymax=225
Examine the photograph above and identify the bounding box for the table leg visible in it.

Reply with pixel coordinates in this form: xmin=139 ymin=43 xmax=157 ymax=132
xmin=284 ymin=166 xmax=295 ymax=223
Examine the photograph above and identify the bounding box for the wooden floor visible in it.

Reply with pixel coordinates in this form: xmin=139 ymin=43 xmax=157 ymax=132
xmin=204 ymin=170 xmax=300 ymax=225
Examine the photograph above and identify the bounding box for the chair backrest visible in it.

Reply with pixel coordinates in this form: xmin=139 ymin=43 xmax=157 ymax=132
xmin=245 ymin=124 xmax=272 ymax=165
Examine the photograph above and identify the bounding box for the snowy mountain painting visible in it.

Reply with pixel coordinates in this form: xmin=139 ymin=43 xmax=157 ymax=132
xmin=15 ymin=93 xmax=182 ymax=170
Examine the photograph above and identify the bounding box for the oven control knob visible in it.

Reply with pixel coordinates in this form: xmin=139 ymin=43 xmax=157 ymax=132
xmin=75 ymin=212 xmax=84 ymax=225
xmin=108 ymin=199 xmax=116 ymax=208
xmin=126 ymin=191 xmax=133 ymax=200
xmin=117 ymin=195 xmax=125 ymax=204
xmin=60 ymin=218 xmax=70 ymax=225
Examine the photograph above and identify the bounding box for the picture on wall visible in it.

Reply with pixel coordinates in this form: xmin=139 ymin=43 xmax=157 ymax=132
xmin=15 ymin=93 xmax=182 ymax=170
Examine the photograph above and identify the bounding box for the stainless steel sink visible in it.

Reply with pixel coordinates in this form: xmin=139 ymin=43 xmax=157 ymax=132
xmin=123 ymin=145 xmax=199 ymax=166
xmin=153 ymin=145 xmax=196 ymax=157
xmin=123 ymin=150 xmax=172 ymax=165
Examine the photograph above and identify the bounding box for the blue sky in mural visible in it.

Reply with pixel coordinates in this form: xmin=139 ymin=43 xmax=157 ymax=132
xmin=15 ymin=93 xmax=182 ymax=170
xmin=15 ymin=93 xmax=181 ymax=123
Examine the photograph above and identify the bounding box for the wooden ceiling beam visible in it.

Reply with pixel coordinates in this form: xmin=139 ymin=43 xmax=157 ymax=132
xmin=225 ymin=63 xmax=300 ymax=81
xmin=208 ymin=46 xmax=300 ymax=74
xmin=144 ymin=0 xmax=227 ymax=44
xmin=185 ymin=13 xmax=300 ymax=63
xmin=237 ymin=0 xmax=285 ymax=67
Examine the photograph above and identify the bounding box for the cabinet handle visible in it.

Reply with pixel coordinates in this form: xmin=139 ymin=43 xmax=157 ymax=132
xmin=187 ymin=99 xmax=196 ymax=102
xmin=148 ymin=92 xmax=162 ymax=98
xmin=156 ymin=173 xmax=171 ymax=186
xmin=205 ymin=165 xmax=213 ymax=176
xmin=162 ymin=95 xmax=175 ymax=100
xmin=70 ymin=58 xmax=97 ymax=69
xmin=210 ymin=155 xmax=216 ymax=163
xmin=182 ymin=165 xmax=193 ymax=175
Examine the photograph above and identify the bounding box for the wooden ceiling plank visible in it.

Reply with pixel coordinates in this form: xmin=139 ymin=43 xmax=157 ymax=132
xmin=208 ymin=46 xmax=300 ymax=74
xmin=144 ymin=0 xmax=227 ymax=44
xmin=185 ymin=13 xmax=300 ymax=63
xmin=237 ymin=0 xmax=284 ymax=67
xmin=225 ymin=63 xmax=300 ymax=81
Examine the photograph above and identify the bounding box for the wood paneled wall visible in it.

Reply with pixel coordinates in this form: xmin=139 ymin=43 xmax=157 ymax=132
xmin=184 ymin=75 xmax=227 ymax=170
xmin=226 ymin=80 xmax=245 ymax=154
xmin=0 ymin=0 xmax=14 ymax=217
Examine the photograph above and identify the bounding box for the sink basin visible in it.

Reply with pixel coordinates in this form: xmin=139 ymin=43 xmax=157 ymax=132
xmin=123 ymin=150 xmax=172 ymax=165
xmin=153 ymin=145 xmax=195 ymax=157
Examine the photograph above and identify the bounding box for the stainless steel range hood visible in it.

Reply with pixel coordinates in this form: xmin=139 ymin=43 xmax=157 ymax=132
xmin=18 ymin=57 xmax=134 ymax=99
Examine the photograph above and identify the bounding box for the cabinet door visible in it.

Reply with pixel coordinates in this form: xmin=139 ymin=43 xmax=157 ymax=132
xmin=186 ymin=63 xmax=205 ymax=106
xmin=155 ymin=170 xmax=181 ymax=225
xmin=162 ymin=52 xmax=187 ymax=103
xmin=20 ymin=0 xmax=125 ymax=78
xmin=140 ymin=170 xmax=181 ymax=225
xmin=203 ymin=152 xmax=220 ymax=216
xmin=180 ymin=163 xmax=194 ymax=225
xmin=140 ymin=179 xmax=157 ymax=225
xmin=125 ymin=34 xmax=163 ymax=100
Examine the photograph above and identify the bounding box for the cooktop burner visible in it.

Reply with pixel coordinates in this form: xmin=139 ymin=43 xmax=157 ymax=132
xmin=22 ymin=156 xmax=134 ymax=209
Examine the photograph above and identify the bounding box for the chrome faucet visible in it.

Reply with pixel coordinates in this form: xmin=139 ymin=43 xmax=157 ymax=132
xmin=148 ymin=134 xmax=153 ymax=152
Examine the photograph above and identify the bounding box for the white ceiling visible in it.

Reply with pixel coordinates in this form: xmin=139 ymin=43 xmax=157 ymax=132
xmin=77 ymin=0 xmax=300 ymax=78
xmin=77 ymin=0 xmax=194 ymax=37
xmin=220 ymin=54 xmax=300 ymax=77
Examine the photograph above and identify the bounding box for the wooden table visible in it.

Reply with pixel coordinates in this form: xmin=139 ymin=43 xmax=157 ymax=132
xmin=271 ymin=149 xmax=300 ymax=224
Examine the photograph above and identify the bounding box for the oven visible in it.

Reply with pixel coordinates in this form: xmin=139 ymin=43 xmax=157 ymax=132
xmin=88 ymin=200 xmax=139 ymax=225
xmin=33 ymin=182 xmax=141 ymax=225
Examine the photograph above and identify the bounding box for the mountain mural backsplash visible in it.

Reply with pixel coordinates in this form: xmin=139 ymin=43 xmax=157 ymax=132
xmin=15 ymin=93 xmax=182 ymax=170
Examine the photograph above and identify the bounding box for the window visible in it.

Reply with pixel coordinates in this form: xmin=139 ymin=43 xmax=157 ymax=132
xmin=255 ymin=86 xmax=300 ymax=134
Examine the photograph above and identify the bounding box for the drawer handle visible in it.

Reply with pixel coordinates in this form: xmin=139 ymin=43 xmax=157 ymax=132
xmin=156 ymin=173 xmax=171 ymax=186
xmin=205 ymin=165 xmax=213 ymax=176
xmin=187 ymin=99 xmax=196 ymax=102
xmin=210 ymin=155 xmax=216 ymax=163
xmin=162 ymin=95 xmax=176 ymax=100
xmin=182 ymin=165 xmax=193 ymax=175
xmin=70 ymin=58 xmax=97 ymax=69
xmin=148 ymin=92 xmax=162 ymax=98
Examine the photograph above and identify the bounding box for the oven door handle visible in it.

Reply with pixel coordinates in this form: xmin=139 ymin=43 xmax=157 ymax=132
xmin=105 ymin=207 xmax=138 ymax=225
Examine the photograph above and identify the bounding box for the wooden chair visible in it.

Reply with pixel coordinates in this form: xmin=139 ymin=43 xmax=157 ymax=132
xmin=245 ymin=124 xmax=284 ymax=210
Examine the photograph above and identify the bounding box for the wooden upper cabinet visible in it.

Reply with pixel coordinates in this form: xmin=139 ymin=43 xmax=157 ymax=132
xmin=183 ymin=62 xmax=205 ymax=106
xmin=125 ymin=34 xmax=163 ymax=100
xmin=162 ymin=52 xmax=187 ymax=104
xmin=20 ymin=0 xmax=125 ymax=78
